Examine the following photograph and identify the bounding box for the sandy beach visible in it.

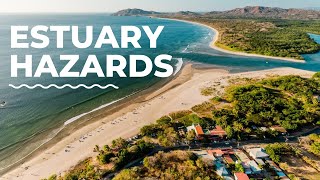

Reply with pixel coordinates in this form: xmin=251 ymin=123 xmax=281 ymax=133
xmin=1 ymin=63 xmax=315 ymax=180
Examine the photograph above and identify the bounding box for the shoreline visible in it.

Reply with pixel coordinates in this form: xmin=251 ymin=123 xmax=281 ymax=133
xmin=162 ymin=17 xmax=306 ymax=63
xmin=1 ymin=65 xmax=315 ymax=180
xmin=0 ymin=63 xmax=198 ymax=178
xmin=0 ymin=58 xmax=185 ymax=175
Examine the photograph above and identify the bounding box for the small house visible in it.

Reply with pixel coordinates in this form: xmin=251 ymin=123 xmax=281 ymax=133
xmin=234 ymin=172 xmax=250 ymax=180
xmin=248 ymin=148 xmax=269 ymax=159
xmin=248 ymin=160 xmax=262 ymax=174
xmin=187 ymin=124 xmax=204 ymax=138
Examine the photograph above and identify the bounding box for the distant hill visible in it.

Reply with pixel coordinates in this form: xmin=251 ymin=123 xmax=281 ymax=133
xmin=111 ymin=9 xmax=200 ymax=17
xmin=205 ymin=6 xmax=320 ymax=20
xmin=111 ymin=8 xmax=161 ymax=16
xmin=173 ymin=11 xmax=200 ymax=16
xmin=304 ymin=7 xmax=320 ymax=11
xmin=112 ymin=6 xmax=320 ymax=20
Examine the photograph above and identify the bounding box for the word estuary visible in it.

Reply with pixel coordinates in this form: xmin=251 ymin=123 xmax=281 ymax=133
xmin=11 ymin=54 xmax=173 ymax=78
xmin=11 ymin=26 xmax=164 ymax=49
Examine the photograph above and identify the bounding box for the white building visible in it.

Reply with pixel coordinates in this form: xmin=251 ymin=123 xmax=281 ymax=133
xmin=248 ymin=148 xmax=269 ymax=159
xmin=248 ymin=160 xmax=262 ymax=174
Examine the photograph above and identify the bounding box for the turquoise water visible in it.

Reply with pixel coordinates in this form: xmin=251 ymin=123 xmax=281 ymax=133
xmin=0 ymin=14 xmax=319 ymax=170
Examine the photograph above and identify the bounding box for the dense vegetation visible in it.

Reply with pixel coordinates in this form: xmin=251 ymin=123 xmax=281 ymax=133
xmin=308 ymin=134 xmax=320 ymax=156
xmin=42 ymin=139 xmax=154 ymax=180
xmin=212 ymin=75 xmax=320 ymax=140
xmin=166 ymin=16 xmax=320 ymax=60
xmin=44 ymin=73 xmax=320 ymax=180
xmin=96 ymin=138 xmax=154 ymax=169
xmin=265 ymin=143 xmax=300 ymax=163
xmin=44 ymin=112 xmax=212 ymax=180
xmin=265 ymin=142 xmax=320 ymax=173
xmin=140 ymin=111 xmax=214 ymax=146
xmin=313 ymin=72 xmax=320 ymax=80
xmin=114 ymin=150 xmax=220 ymax=180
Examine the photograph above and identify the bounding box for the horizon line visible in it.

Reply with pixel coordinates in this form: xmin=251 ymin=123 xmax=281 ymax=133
xmin=1 ymin=5 xmax=318 ymax=14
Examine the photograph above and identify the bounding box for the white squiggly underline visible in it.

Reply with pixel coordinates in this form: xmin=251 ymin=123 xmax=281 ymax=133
xmin=9 ymin=84 xmax=119 ymax=89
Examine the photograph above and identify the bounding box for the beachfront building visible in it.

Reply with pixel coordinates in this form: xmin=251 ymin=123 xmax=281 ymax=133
xmin=234 ymin=172 xmax=250 ymax=180
xmin=210 ymin=125 xmax=227 ymax=139
xmin=186 ymin=124 xmax=227 ymax=140
xmin=187 ymin=124 xmax=204 ymax=139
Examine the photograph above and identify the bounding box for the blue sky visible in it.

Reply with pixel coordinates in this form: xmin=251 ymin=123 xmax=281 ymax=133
xmin=2 ymin=0 xmax=320 ymax=13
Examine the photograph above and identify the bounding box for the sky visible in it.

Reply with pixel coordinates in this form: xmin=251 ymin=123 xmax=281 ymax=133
xmin=1 ymin=0 xmax=320 ymax=13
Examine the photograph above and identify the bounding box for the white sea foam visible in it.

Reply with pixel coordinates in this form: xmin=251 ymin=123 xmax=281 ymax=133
xmin=64 ymin=93 xmax=134 ymax=125
xmin=173 ymin=58 xmax=183 ymax=76
xmin=182 ymin=45 xmax=190 ymax=53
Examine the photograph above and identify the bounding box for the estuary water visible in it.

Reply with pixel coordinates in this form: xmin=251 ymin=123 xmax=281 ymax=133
xmin=0 ymin=14 xmax=319 ymax=170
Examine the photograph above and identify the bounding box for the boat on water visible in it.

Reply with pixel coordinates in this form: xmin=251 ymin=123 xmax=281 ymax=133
xmin=0 ymin=101 xmax=6 ymax=107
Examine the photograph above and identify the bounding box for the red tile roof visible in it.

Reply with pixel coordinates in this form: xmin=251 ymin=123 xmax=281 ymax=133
xmin=224 ymin=155 xmax=234 ymax=164
xmin=208 ymin=148 xmax=234 ymax=157
xmin=195 ymin=125 xmax=204 ymax=135
xmin=216 ymin=126 xmax=224 ymax=131
xmin=208 ymin=149 xmax=224 ymax=156
xmin=234 ymin=172 xmax=250 ymax=180
xmin=210 ymin=126 xmax=227 ymax=136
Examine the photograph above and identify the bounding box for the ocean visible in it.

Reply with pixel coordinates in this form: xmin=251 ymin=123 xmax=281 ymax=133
xmin=0 ymin=14 xmax=319 ymax=171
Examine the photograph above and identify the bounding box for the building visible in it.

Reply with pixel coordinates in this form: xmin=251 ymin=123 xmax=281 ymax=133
xmin=213 ymin=153 xmax=233 ymax=180
xmin=210 ymin=126 xmax=227 ymax=137
xmin=266 ymin=160 xmax=282 ymax=172
xmin=255 ymin=158 xmax=265 ymax=166
xmin=208 ymin=148 xmax=237 ymax=165
xmin=248 ymin=148 xmax=269 ymax=159
xmin=187 ymin=124 xmax=204 ymax=138
xmin=234 ymin=149 xmax=250 ymax=162
xmin=224 ymin=154 xmax=234 ymax=164
xmin=247 ymin=160 xmax=262 ymax=174
xmin=187 ymin=124 xmax=227 ymax=140
xmin=259 ymin=127 xmax=268 ymax=132
xmin=276 ymin=171 xmax=288 ymax=179
xmin=266 ymin=160 xmax=289 ymax=179
xmin=216 ymin=165 xmax=229 ymax=177
xmin=241 ymin=162 xmax=253 ymax=175
xmin=234 ymin=172 xmax=250 ymax=180
xmin=208 ymin=149 xmax=224 ymax=157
